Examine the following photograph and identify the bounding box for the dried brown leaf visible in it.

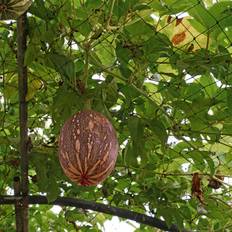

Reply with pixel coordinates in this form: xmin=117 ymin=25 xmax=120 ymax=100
xmin=192 ymin=172 xmax=204 ymax=204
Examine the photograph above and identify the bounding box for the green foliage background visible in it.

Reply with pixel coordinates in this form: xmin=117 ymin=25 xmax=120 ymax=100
xmin=0 ymin=0 xmax=232 ymax=231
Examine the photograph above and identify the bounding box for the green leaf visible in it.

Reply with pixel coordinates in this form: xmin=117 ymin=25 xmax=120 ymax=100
xmin=25 ymin=43 xmax=41 ymax=66
xmin=128 ymin=116 xmax=145 ymax=157
xmin=29 ymin=0 xmax=55 ymax=20
xmin=188 ymin=151 xmax=205 ymax=171
xmin=158 ymin=207 xmax=174 ymax=228
xmin=189 ymin=3 xmax=216 ymax=30
xmin=199 ymin=75 xmax=217 ymax=98
xmin=94 ymin=35 xmax=116 ymax=66
xmin=148 ymin=118 xmax=168 ymax=146
xmin=124 ymin=20 xmax=154 ymax=43
xmin=65 ymin=209 xmax=85 ymax=222
xmin=45 ymin=53 xmax=75 ymax=79
xmin=103 ymin=77 xmax=118 ymax=107
xmin=128 ymin=116 xmax=143 ymax=140
xmin=151 ymin=0 xmax=199 ymax=15
xmin=143 ymin=33 xmax=172 ymax=62
xmin=52 ymin=86 xmax=82 ymax=123
xmin=222 ymin=122 xmax=232 ymax=135
xmin=72 ymin=19 xmax=92 ymax=36
xmin=226 ymin=88 xmax=232 ymax=115
xmin=31 ymin=154 xmax=48 ymax=192
xmin=124 ymin=141 xmax=139 ymax=166
xmin=47 ymin=179 xmax=60 ymax=202
xmin=120 ymin=84 xmax=141 ymax=100
xmin=31 ymin=152 xmax=60 ymax=202
xmin=209 ymin=1 xmax=232 ymax=38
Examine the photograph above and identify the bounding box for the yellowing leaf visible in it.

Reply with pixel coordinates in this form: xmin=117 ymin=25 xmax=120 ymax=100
xmin=26 ymin=79 xmax=43 ymax=101
xmin=158 ymin=16 xmax=210 ymax=50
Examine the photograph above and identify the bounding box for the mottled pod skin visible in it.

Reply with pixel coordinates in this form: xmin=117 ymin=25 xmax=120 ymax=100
xmin=59 ymin=110 xmax=119 ymax=186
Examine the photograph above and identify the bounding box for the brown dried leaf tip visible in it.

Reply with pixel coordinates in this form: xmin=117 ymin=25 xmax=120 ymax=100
xmin=175 ymin=17 xmax=184 ymax=26
xmin=191 ymin=172 xmax=204 ymax=204
xmin=167 ymin=15 xmax=173 ymax=24
xmin=187 ymin=44 xmax=194 ymax=52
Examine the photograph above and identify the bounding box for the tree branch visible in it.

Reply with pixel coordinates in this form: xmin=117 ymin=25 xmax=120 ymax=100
xmin=17 ymin=12 xmax=29 ymax=232
xmin=0 ymin=195 xmax=191 ymax=232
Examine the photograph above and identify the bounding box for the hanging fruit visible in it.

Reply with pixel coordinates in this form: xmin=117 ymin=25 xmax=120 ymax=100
xmin=59 ymin=110 xmax=119 ymax=186
xmin=0 ymin=0 xmax=31 ymax=20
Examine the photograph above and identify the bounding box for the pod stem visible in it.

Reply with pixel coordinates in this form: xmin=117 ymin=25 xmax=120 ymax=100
xmin=83 ymin=98 xmax=92 ymax=110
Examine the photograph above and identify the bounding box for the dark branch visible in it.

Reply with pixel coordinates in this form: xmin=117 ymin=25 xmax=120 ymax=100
xmin=0 ymin=195 xmax=191 ymax=232
xmin=17 ymin=12 xmax=29 ymax=232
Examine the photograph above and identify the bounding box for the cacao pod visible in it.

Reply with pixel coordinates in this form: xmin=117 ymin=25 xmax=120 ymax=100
xmin=59 ymin=110 xmax=119 ymax=186
xmin=0 ymin=0 xmax=31 ymax=20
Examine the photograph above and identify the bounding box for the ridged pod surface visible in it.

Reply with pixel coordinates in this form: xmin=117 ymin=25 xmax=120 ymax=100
xmin=59 ymin=110 xmax=119 ymax=186
xmin=0 ymin=0 xmax=31 ymax=20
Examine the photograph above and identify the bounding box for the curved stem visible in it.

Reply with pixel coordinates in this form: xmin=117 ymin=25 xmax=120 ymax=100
xmin=106 ymin=0 xmax=116 ymax=29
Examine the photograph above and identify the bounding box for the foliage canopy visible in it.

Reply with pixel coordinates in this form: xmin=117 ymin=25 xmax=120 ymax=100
xmin=0 ymin=0 xmax=232 ymax=231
